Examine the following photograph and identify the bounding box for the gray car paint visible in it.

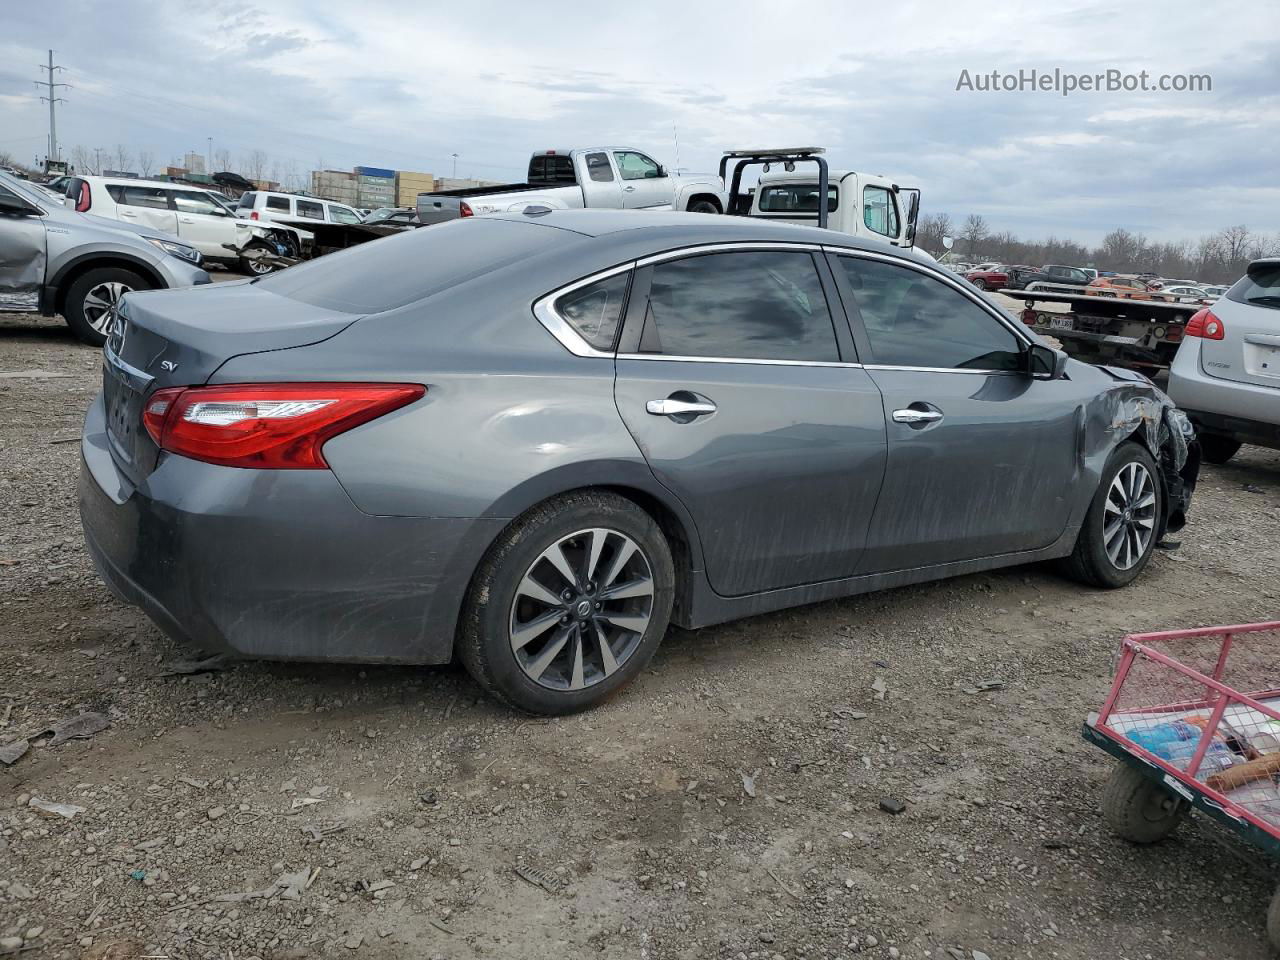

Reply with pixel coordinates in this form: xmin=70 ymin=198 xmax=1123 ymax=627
xmin=80 ymin=210 xmax=1197 ymax=665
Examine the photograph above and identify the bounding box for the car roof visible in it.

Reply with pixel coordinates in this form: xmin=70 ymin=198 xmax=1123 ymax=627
xmin=488 ymin=209 xmax=931 ymax=263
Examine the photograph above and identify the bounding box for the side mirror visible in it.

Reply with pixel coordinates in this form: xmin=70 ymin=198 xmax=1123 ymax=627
xmin=942 ymin=236 xmax=955 ymax=250
xmin=1027 ymin=343 xmax=1068 ymax=380
xmin=655 ymin=165 xmax=666 ymax=178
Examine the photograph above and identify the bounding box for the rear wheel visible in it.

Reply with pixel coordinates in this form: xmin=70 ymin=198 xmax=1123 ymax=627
xmin=1198 ymin=434 xmax=1241 ymax=465
xmin=687 ymin=199 xmax=720 ymax=214
xmin=1061 ymin=442 xmax=1162 ymax=588
xmin=1101 ymin=764 xmax=1187 ymax=844
xmin=63 ymin=267 xmax=150 ymax=347
xmin=970 ymin=278 xmax=988 ymax=291
xmin=458 ymin=491 xmax=675 ymax=714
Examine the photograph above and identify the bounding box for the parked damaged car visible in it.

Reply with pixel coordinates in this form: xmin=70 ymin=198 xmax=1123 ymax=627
xmin=79 ymin=211 xmax=1199 ymax=714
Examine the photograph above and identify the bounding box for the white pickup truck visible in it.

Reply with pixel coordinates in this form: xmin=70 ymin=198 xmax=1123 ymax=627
xmin=416 ymin=147 xmax=728 ymax=224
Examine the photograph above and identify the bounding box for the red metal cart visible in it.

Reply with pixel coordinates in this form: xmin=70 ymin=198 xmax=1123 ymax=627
xmin=1083 ymin=621 xmax=1280 ymax=950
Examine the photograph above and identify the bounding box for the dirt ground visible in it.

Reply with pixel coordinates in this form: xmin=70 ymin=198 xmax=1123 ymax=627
xmin=2 ymin=305 xmax=1279 ymax=960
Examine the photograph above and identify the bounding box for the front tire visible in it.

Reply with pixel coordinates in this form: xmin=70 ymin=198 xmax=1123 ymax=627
xmin=239 ymin=242 xmax=278 ymax=276
xmin=687 ymin=199 xmax=720 ymax=214
xmin=458 ymin=491 xmax=675 ymax=715
xmin=1101 ymin=764 xmax=1187 ymax=844
xmin=970 ymin=278 xmax=987 ymax=291
xmin=1198 ymin=434 xmax=1241 ymax=465
xmin=1061 ymin=441 xmax=1163 ymax=588
xmin=63 ymin=267 xmax=150 ymax=347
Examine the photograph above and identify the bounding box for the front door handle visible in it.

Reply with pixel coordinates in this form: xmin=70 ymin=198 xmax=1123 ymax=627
xmin=623 ymin=185 xmax=636 ymax=193
xmin=892 ymin=408 xmax=943 ymax=424
xmin=647 ymin=397 xmax=716 ymax=418
xmin=179 ymin=217 xmax=194 ymax=223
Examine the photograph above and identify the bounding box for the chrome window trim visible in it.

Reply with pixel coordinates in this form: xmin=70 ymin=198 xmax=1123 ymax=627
xmin=618 ymin=353 xmax=862 ymax=369
xmin=636 ymin=241 xmax=824 ymax=267
xmin=532 ymin=260 xmax=637 ymax=358
xmin=822 ymin=244 xmax=1038 ymax=348
xmin=862 ymin=364 xmax=1020 ymax=375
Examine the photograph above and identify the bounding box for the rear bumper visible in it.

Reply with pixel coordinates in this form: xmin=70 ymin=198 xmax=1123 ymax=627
xmin=78 ymin=393 xmax=505 ymax=664
xmin=1168 ymin=340 xmax=1280 ymax=446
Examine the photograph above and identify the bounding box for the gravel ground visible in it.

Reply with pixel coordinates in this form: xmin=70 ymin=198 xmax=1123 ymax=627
xmin=2 ymin=307 xmax=1279 ymax=960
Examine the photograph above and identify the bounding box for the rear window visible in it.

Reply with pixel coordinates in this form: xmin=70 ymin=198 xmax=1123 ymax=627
xmin=237 ymin=192 xmax=257 ymax=209
xmin=757 ymin=184 xmax=837 ymax=214
xmin=528 ymin=155 xmax=576 ymax=185
xmin=1227 ymin=261 xmax=1280 ymax=309
xmin=251 ymin=218 xmax=569 ymax=314
xmin=296 ymin=199 xmax=324 ymax=219
xmin=266 ymin=195 xmax=291 ymax=212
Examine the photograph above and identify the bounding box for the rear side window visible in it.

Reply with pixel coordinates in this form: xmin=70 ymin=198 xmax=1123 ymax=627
xmin=119 ymin=185 xmax=171 ymax=210
xmin=266 ymin=195 xmax=291 ymax=212
xmin=296 ymin=199 xmax=324 ymax=219
xmin=757 ymin=184 xmax=838 ymax=213
xmin=554 ymin=272 xmax=629 ymax=350
xmin=838 ymin=256 xmax=1022 ymax=370
xmin=237 ymin=192 xmax=257 ymax=209
xmin=641 ymin=251 xmax=838 ymax=362
xmin=584 ymin=153 xmax=614 ymax=183
xmin=1227 ymin=261 xmax=1280 ymax=309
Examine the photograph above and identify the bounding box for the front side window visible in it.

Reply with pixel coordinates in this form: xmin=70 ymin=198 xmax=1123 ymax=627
xmin=265 ymin=195 xmax=291 ymax=212
xmin=585 ymin=152 xmax=614 ymax=183
xmin=838 ymin=256 xmax=1022 ymax=370
xmin=329 ymin=204 xmax=361 ymax=224
xmin=172 ymin=191 xmax=225 ymax=216
xmin=613 ymin=151 xmax=662 ymax=181
xmin=120 ymin=186 xmax=171 ymax=210
xmin=757 ymin=184 xmax=838 ymax=214
xmin=555 ymin=271 xmax=629 ymax=350
xmin=862 ymin=186 xmax=900 ymax=238
xmin=642 ymin=251 xmax=839 ymax=362
xmin=296 ymin=199 xmax=324 ymax=219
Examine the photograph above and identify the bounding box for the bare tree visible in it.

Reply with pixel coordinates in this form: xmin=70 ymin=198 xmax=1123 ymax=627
xmin=112 ymin=144 xmax=133 ymax=174
xmin=916 ymin=212 xmax=953 ymax=257
xmin=960 ymin=214 xmax=989 ymax=257
xmin=213 ymin=148 xmax=232 ymax=173
xmin=136 ymin=150 xmax=155 ymax=178
xmin=71 ymin=144 xmax=97 ymax=175
xmin=0 ymin=150 xmax=14 ymax=168
xmin=242 ymin=149 xmax=269 ymax=183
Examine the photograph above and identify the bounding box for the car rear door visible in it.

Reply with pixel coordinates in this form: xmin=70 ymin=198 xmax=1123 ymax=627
xmin=610 ymin=245 xmax=887 ymax=596
xmin=1201 ymin=263 xmax=1280 ymax=388
xmin=829 ymin=251 xmax=1083 ymax=572
xmin=170 ymin=189 xmax=233 ymax=257
xmin=111 ymin=184 xmax=179 ymax=235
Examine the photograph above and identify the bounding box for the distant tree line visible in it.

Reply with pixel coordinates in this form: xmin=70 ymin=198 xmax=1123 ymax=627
xmin=916 ymin=212 xmax=1277 ymax=285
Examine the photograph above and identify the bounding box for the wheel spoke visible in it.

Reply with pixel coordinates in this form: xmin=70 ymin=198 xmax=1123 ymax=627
xmin=517 ymin=574 xmax=564 ymax=609
xmin=1135 ymin=516 xmax=1155 ymax=530
xmin=583 ymin=528 xmax=608 ymax=584
xmin=1109 ymin=475 xmax=1126 ymax=507
xmin=600 ymin=541 xmax=637 ymax=590
xmin=600 ymin=576 xmax=654 ymax=601
xmin=1104 ymin=498 xmax=1122 ymax=515
xmin=594 ymin=622 xmax=619 ymax=677
xmin=543 ymin=540 xmax=579 ymax=590
xmin=600 ymin=612 xmax=649 ymax=634
xmin=569 ymin=630 xmax=585 ymax=690
xmin=84 ymin=292 xmax=109 ymax=311
xmin=524 ymin=625 xmax=572 ymax=680
xmin=511 ymin=608 xmax=564 ymax=651
xmin=1134 ymin=492 xmax=1156 ymax=510
xmin=1103 ymin=517 xmax=1124 ymax=542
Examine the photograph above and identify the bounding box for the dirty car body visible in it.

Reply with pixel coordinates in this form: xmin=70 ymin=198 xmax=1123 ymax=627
xmin=79 ymin=210 xmax=1199 ymax=712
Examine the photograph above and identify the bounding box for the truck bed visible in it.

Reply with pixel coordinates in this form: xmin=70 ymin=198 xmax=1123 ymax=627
xmin=423 ymin=181 xmax=554 ymax=199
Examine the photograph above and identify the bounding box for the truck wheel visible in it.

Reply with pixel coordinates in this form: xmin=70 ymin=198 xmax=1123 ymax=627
xmin=63 ymin=267 xmax=151 ymax=347
xmin=687 ymin=199 xmax=720 ymax=214
xmin=1061 ymin=442 xmax=1163 ymax=588
xmin=1198 ymin=435 xmax=1241 ymax=465
xmin=1101 ymin=764 xmax=1187 ymax=844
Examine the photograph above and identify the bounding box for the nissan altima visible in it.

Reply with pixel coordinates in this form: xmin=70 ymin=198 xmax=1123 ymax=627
xmin=80 ymin=211 xmax=1199 ymax=714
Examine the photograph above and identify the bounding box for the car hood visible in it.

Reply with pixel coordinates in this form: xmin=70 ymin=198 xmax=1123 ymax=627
xmin=74 ymin=212 xmax=182 ymax=249
xmin=233 ymin=218 xmax=314 ymax=241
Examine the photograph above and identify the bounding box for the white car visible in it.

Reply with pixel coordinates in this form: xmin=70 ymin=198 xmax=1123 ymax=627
xmin=1159 ymin=284 xmax=1211 ymax=302
xmin=236 ymin=191 xmax=365 ymax=227
xmin=64 ymin=176 xmax=312 ymax=275
xmin=1167 ymin=259 xmax=1280 ymax=463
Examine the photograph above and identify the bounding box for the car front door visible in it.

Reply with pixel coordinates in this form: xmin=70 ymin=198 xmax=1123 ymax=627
xmin=830 ymin=251 xmax=1084 ymax=572
xmin=610 ymin=246 xmax=887 ymax=596
xmin=170 ymin=189 xmax=234 ymax=258
xmin=612 ymin=150 xmax=671 ymax=210
xmin=0 ymin=183 xmax=47 ymax=311
xmin=112 ymin=184 xmax=179 ymax=235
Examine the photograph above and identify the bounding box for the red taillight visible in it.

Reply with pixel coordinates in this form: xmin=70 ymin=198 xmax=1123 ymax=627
xmin=249 ymin=210 xmax=259 ymax=220
xmin=75 ymin=181 xmax=90 ymax=213
xmin=459 ymin=202 xmax=473 ymax=218
xmin=1185 ymin=308 xmax=1225 ymax=340
xmin=1020 ymin=307 xmax=1037 ymax=326
xmin=142 ymin=383 xmax=425 ymax=469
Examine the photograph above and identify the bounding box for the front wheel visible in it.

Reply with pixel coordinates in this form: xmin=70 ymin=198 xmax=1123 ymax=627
xmin=1198 ymin=434 xmax=1241 ymax=465
xmin=970 ymin=278 xmax=987 ymax=291
xmin=63 ymin=267 xmax=150 ymax=347
xmin=239 ymin=242 xmax=278 ymax=276
xmin=1061 ymin=441 xmax=1163 ymax=588
xmin=1101 ymin=764 xmax=1187 ymax=844
xmin=458 ymin=491 xmax=675 ymax=714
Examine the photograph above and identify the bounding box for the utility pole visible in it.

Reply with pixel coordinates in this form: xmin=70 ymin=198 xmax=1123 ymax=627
xmin=34 ymin=49 xmax=69 ymax=166
xmin=207 ymin=137 xmax=212 ymax=172
xmin=451 ymin=153 xmax=458 ymax=179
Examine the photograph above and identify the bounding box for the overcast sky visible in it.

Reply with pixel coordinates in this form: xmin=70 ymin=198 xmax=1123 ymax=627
xmin=2 ymin=1 xmax=1277 ymax=244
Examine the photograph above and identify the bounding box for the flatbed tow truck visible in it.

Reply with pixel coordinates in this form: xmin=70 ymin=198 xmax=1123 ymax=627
xmin=1000 ymin=287 xmax=1202 ymax=372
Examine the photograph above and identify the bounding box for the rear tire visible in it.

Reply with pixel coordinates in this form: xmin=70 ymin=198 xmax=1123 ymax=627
xmin=1198 ymin=434 xmax=1241 ymax=465
xmin=63 ymin=267 xmax=150 ymax=347
xmin=971 ymin=278 xmax=987 ymax=291
xmin=1101 ymin=764 xmax=1187 ymax=844
xmin=687 ymin=199 xmax=720 ymax=214
xmin=1061 ymin=441 xmax=1163 ymax=588
xmin=457 ymin=491 xmax=675 ymax=715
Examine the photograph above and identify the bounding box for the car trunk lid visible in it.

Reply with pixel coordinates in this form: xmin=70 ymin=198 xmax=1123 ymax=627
xmin=102 ymin=281 xmax=359 ymax=485
xmin=1200 ymin=262 xmax=1280 ymax=388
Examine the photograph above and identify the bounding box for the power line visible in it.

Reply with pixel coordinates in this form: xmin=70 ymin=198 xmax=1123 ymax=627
xmin=34 ymin=49 xmax=70 ymax=165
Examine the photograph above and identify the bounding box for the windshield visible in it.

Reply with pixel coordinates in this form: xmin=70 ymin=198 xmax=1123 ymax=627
xmin=1227 ymin=261 xmax=1280 ymax=309
xmin=757 ymin=184 xmax=838 ymax=214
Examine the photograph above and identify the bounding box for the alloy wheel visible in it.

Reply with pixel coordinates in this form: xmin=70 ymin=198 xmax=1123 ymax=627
xmin=83 ymin=281 xmax=130 ymax=333
xmin=508 ymin=527 xmax=654 ymax=691
xmin=1104 ymin=461 xmax=1157 ymax=570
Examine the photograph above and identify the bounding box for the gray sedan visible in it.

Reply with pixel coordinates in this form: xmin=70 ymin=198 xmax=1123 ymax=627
xmin=79 ymin=211 xmax=1199 ymax=714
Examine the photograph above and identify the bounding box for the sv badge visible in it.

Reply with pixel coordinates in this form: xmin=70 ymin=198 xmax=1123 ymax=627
xmin=160 ymin=360 xmax=179 ymax=372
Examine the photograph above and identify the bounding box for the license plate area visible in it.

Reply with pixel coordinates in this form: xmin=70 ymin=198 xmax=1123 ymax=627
xmin=1244 ymin=342 xmax=1280 ymax=379
xmin=102 ymin=346 xmax=155 ymax=474
xmin=1049 ymin=315 xmax=1075 ymax=331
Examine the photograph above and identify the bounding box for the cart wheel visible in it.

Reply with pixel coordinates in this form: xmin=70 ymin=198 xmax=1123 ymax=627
xmin=1268 ymin=885 xmax=1280 ymax=952
xmin=1101 ymin=765 xmax=1188 ymax=844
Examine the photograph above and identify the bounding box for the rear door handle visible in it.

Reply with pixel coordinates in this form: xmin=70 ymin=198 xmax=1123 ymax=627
xmin=624 ymin=185 xmax=636 ymax=193
xmin=892 ymin=408 xmax=943 ymax=424
xmin=179 ymin=217 xmax=194 ymax=223
xmin=647 ymin=398 xmax=716 ymax=418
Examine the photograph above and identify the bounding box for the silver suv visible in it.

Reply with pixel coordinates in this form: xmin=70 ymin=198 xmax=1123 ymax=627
xmin=0 ymin=171 xmax=209 ymax=345
xmin=1168 ymin=258 xmax=1280 ymax=463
